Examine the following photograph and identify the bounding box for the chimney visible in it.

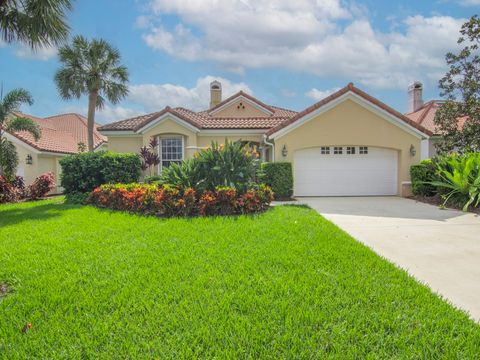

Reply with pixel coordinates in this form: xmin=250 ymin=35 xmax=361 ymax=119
xmin=209 ymin=80 xmax=222 ymax=109
xmin=407 ymin=81 xmax=424 ymax=113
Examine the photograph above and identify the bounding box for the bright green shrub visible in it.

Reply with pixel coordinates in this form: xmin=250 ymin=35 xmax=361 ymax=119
xmin=161 ymin=141 xmax=260 ymax=194
xmin=431 ymin=152 xmax=480 ymax=211
xmin=260 ymin=162 xmax=293 ymax=199
xmin=60 ymin=151 xmax=141 ymax=194
xmin=410 ymin=159 xmax=437 ymax=197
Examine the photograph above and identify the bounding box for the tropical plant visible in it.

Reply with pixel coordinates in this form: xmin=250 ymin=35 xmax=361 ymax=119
xmin=0 ymin=88 xmax=41 ymax=179
xmin=160 ymin=141 xmax=260 ymax=194
xmin=0 ymin=0 xmax=71 ymax=48
xmin=196 ymin=141 xmax=260 ymax=194
xmin=160 ymin=158 xmax=205 ymax=190
xmin=26 ymin=172 xmax=55 ymax=199
xmin=140 ymin=138 xmax=160 ymax=176
xmin=429 ymin=153 xmax=480 ymax=211
xmin=435 ymin=15 xmax=480 ymax=153
xmin=55 ymin=36 xmax=129 ymax=151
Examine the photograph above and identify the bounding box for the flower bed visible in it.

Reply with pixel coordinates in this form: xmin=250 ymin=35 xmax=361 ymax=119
xmin=87 ymin=183 xmax=274 ymax=217
xmin=0 ymin=173 xmax=55 ymax=204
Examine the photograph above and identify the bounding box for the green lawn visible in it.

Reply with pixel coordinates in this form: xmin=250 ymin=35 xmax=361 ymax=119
xmin=0 ymin=198 xmax=479 ymax=358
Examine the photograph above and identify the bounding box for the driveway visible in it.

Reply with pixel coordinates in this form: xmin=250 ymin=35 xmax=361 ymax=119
xmin=298 ymin=197 xmax=480 ymax=322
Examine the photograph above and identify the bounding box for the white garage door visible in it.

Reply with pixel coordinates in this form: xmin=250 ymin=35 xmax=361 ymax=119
xmin=294 ymin=146 xmax=398 ymax=196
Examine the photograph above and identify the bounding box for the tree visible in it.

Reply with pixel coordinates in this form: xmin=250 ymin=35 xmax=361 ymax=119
xmin=0 ymin=0 xmax=71 ymax=48
xmin=54 ymin=36 xmax=129 ymax=151
xmin=435 ymin=15 xmax=480 ymax=153
xmin=0 ymin=88 xmax=41 ymax=180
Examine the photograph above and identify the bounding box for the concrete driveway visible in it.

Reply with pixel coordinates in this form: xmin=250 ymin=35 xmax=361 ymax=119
xmin=298 ymin=197 xmax=480 ymax=322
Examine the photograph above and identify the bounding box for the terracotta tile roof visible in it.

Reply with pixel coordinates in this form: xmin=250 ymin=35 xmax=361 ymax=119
xmin=266 ymin=83 xmax=433 ymax=137
xmin=98 ymin=98 xmax=298 ymax=132
xmin=405 ymin=100 xmax=466 ymax=135
xmin=9 ymin=112 xmax=107 ymax=154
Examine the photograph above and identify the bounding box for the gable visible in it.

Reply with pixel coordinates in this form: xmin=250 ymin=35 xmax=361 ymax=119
xmin=213 ymin=99 xmax=272 ymax=118
xmin=269 ymin=89 xmax=429 ymax=140
xmin=141 ymin=117 xmax=198 ymax=139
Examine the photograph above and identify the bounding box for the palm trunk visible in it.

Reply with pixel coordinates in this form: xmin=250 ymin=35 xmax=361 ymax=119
xmin=87 ymin=91 xmax=98 ymax=152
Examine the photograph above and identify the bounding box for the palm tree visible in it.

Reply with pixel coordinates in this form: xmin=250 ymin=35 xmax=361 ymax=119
xmin=0 ymin=0 xmax=72 ymax=48
xmin=55 ymin=36 xmax=129 ymax=151
xmin=0 ymin=88 xmax=41 ymax=179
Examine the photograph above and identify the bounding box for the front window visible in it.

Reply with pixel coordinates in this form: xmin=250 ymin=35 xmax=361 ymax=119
xmin=159 ymin=137 xmax=183 ymax=169
xmin=334 ymin=146 xmax=343 ymax=155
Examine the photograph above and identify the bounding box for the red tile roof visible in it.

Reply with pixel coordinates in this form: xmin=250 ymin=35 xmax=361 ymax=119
xmin=405 ymin=100 xmax=466 ymax=135
xmin=99 ymin=93 xmax=298 ymax=132
xmin=9 ymin=112 xmax=107 ymax=154
xmin=98 ymin=84 xmax=432 ymax=137
xmin=266 ymin=83 xmax=433 ymax=137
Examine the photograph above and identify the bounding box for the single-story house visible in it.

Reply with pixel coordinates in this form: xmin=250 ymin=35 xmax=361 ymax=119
xmin=5 ymin=112 xmax=107 ymax=192
xmin=99 ymin=81 xmax=432 ymax=197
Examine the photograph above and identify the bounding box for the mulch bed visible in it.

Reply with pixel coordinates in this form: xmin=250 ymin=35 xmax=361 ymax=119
xmin=410 ymin=194 xmax=480 ymax=215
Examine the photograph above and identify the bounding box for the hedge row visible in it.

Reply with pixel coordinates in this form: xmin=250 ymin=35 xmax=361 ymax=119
xmin=60 ymin=151 xmax=141 ymax=194
xmin=88 ymin=183 xmax=274 ymax=217
xmin=260 ymin=162 xmax=293 ymax=199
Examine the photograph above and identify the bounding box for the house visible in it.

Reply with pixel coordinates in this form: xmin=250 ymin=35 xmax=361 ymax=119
xmin=404 ymin=82 xmax=467 ymax=159
xmin=5 ymin=112 xmax=107 ymax=192
xmin=99 ymin=81 xmax=432 ymax=197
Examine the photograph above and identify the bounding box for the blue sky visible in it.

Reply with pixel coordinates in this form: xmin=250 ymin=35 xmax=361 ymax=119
xmin=0 ymin=0 xmax=478 ymax=123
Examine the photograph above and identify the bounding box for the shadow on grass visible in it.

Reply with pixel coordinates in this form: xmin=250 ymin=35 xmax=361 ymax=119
xmin=0 ymin=202 xmax=81 ymax=227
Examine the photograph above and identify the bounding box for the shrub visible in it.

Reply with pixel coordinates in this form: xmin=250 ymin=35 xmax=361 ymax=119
xmin=260 ymin=162 xmax=292 ymax=199
xmin=0 ymin=175 xmax=24 ymax=203
xmin=88 ymin=183 xmax=273 ymax=217
xmin=60 ymin=151 xmax=141 ymax=194
xmin=160 ymin=158 xmax=205 ymax=191
xmin=161 ymin=141 xmax=259 ymax=195
xmin=410 ymin=159 xmax=438 ymax=197
xmin=26 ymin=172 xmax=55 ymax=200
xmin=430 ymin=152 xmax=480 ymax=211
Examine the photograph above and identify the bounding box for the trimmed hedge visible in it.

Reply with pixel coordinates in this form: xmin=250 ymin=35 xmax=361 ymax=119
xmin=88 ymin=183 xmax=274 ymax=217
xmin=60 ymin=151 xmax=141 ymax=194
xmin=410 ymin=159 xmax=437 ymax=197
xmin=260 ymin=162 xmax=293 ymax=199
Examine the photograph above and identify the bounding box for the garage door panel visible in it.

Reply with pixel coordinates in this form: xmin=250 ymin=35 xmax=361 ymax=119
xmin=294 ymin=147 xmax=398 ymax=196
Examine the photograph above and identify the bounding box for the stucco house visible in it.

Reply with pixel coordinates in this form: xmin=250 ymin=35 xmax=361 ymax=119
xmin=5 ymin=112 xmax=107 ymax=192
xmin=404 ymin=81 xmax=466 ymax=159
xmin=99 ymin=81 xmax=432 ymax=197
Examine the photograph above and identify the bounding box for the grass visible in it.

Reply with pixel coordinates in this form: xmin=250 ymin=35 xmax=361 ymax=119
xmin=0 ymin=198 xmax=479 ymax=359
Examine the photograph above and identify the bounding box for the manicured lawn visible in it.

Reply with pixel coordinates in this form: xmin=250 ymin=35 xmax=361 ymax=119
xmin=0 ymin=198 xmax=479 ymax=358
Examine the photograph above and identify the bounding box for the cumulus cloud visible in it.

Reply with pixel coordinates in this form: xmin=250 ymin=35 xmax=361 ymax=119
xmin=140 ymin=0 xmax=465 ymax=89
xmin=63 ymin=76 xmax=251 ymax=123
xmin=14 ymin=44 xmax=57 ymax=61
xmin=305 ymin=87 xmax=341 ymax=101
xmin=128 ymin=75 xmax=251 ymax=111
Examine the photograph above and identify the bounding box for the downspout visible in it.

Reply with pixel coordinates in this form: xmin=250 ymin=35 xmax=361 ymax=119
xmin=263 ymin=134 xmax=275 ymax=162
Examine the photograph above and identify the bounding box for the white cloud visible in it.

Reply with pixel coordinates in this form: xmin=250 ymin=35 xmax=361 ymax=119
xmin=457 ymin=0 xmax=480 ymax=5
xmin=128 ymin=75 xmax=251 ymax=111
xmin=140 ymin=0 xmax=465 ymax=89
xmin=14 ymin=44 xmax=57 ymax=61
xmin=305 ymin=87 xmax=341 ymax=101
xmin=62 ymin=75 xmax=251 ymax=123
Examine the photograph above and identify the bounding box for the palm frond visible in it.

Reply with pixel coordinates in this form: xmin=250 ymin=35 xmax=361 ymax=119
xmin=0 ymin=137 xmax=19 ymax=180
xmin=6 ymin=116 xmax=41 ymax=141
xmin=0 ymin=88 xmax=34 ymax=115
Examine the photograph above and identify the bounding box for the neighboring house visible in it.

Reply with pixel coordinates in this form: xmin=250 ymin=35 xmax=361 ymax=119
xmin=5 ymin=112 xmax=107 ymax=192
xmin=404 ymin=82 xmax=467 ymax=159
xmin=99 ymin=81 xmax=432 ymax=197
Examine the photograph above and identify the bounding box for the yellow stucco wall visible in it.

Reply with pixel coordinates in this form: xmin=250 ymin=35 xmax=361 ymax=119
xmin=273 ymin=99 xmax=422 ymax=195
xmin=213 ymin=99 xmax=270 ymax=118
xmin=107 ymin=136 xmax=143 ymax=153
xmin=196 ymin=135 xmax=263 ymax=148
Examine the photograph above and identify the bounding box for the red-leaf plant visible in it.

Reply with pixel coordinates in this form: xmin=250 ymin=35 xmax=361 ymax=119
xmin=140 ymin=138 xmax=160 ymax=176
